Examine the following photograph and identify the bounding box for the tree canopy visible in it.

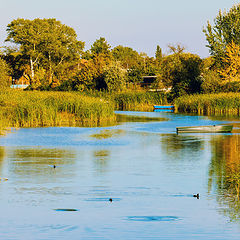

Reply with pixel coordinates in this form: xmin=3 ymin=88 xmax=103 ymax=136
xmin=0 ymin=57 xmax=10 ymax=88
xmin=203 ymin=4 xmax=240 ymax=65
xmin=6 ymin=18 xmax=84 ymax=86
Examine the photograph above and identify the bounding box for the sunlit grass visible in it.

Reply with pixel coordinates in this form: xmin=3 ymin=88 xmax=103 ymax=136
xmin=175 ymin=92 xmax=240 ymax=115
xmin=0 ymin=90 xmax=115 ymax=128
xmin=84 ymin=90 xmax=169 ymax=111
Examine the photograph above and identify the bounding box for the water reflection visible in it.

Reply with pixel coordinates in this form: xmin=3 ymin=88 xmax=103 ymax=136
xmin=93 ymin=150 xmax=110 ymax=173
xmin=161 ymin=134 xmax=204 ymax=159
xmin=90 ymin=129 xmax=125 ymax=139
xmin=127 ymin=216 xmax=180 ymax=222
xmin=8 ymin=148 xmax=76 ymax=181
xmin=0 ymin=111 xmax=240 ymax=239
xmin=208 ymin=134 xmax=240 ymax=222
xmin=0 ymin=147 xmax=5 ymax=176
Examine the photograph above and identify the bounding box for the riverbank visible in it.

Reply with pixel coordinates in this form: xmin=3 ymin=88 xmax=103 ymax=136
xmin=83 ymin=90 xmax=168 ymax=111
xmin=0 ymin=90 xmax=115 ymax=128
xmin=175 ymin=92 xmax=240 ymax=116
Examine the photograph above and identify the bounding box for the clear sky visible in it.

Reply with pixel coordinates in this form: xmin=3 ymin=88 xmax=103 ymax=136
xmin=0 ymin=0 xmax=238 ymax=57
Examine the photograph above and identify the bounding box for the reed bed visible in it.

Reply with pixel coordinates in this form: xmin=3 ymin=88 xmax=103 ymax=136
xmin=0 ymin=90 xmax=115 ymax=128
xmin=113 ymin=91 xmax=168 ymax=111
xmin=84 ymin=90 xmax=168 ymax=111
xmin=175 ymin=92 xmax=240 ymax=115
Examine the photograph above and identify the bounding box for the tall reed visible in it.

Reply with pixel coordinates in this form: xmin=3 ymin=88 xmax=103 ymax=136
xmin=84 ymin=90 xmax=169 ymax=111
xmin=175 ymin=92 xmax=240 ymax=116
xmin=0 ymin=90 xmax=115 ymax=128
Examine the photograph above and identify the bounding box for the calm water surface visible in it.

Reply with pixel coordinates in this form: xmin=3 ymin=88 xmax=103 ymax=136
xmin=0 ymin=111 xmax=239 ymax=239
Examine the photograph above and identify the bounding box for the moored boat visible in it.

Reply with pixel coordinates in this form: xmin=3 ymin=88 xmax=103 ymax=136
xmin=176 ymin=125 xmax=233 ymax=133
xmin=154 ymin=105 xmax=174 ymax=109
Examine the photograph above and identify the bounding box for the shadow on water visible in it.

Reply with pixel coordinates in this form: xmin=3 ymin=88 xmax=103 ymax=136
xmin=126 ymin=216 xmax=180 ymax=222
xmin=54 ymin=209 xmax=78 ymax=212
xmin=208 ymin=134 xmax=240 ymax=222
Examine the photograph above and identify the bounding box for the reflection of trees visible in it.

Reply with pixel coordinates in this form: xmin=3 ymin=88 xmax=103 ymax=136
xmin=208 ymin=135 xmax=240 ymax=222
xmin=93 ymin=150 xmax=110 ymax=173
xmin=9 ymin=148 xmax=76 ymax=180
xmin=0 ymin=147 xmax=5 ymax=176
xmin=161 ymin=134 xmax=204 ymax=159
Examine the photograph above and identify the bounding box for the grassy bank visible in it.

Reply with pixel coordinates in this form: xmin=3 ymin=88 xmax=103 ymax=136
xmin=0 ymin=90 xmax=115 ymax=128
xmin=175 ymin=92 xmax=240 ymax=115
xmin=84 ymin=90 xmax=169 ymax=111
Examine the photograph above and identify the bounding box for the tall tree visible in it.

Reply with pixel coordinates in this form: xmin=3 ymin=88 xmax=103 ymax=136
xmin=103 ymin=61 xmax=127 ymax=92
xmin=158 ymin=52 xmax=202 ymax=98
xmin=112 ymin=45 xmax=140 ymax=69
xmin=203 ymin=4 xmax=240 ymax=66
xmin=155 ymin=45 xmax=162 ymax=62
xmin=218 ymin=41 xmax=240 ymax=83
xmin=90 ymin=37 xmax=111 ymax=57
xmin=5 ymin=18 xmax=84 ymax=86
xmin=0 ymin=57 xmax=10 ymax=88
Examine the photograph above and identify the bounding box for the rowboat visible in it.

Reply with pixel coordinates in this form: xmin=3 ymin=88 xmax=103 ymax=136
xmin=154 ymin=105 xmax=174 ymax=112
xmin=176 ymin=125 xmax=233 ymax=133
xmin=154 ymin=105 xmax=174 ymax=109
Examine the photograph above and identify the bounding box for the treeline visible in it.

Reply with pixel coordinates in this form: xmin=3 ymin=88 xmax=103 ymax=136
xmin=1 ymin=3 xmax=240 ymax=100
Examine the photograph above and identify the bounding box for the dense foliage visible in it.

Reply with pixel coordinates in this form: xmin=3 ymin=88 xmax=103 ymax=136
xmin=1 ymin=3 xmax=240 ymax=100
xmin=0 ymin=57 xmax=10 ymax=88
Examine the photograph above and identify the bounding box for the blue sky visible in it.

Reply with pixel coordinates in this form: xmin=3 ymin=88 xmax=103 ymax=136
xmin=0 ymin=0 xmax=238 ymax=57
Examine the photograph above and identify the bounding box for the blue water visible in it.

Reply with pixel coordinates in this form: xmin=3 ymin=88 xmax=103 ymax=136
xmin=0 ymin=111 xmax=239 ymax=239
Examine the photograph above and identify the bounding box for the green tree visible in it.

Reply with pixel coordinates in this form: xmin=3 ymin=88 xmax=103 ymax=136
xmin=5 ymin=18 xmax=84 ymax=87
xmin=112 ymin=45 xmax=140 ymax=69
xmin=72 ymin=60 xmax=97 ymax=91
xmin=158 ymin=52 xmax=202 ymax=98
xmin=103 ymin=61 xmax=127 ymax=92
xmin=155 ymin=45 xmax=162 ymax=62
xmin=203 ymin=4 xmax=240 ymax=66
xmin=201 ymin=57 xmax=222 ymax=93
xmin=0 ymin=57 xmax=10 ymax=88
xmin=90 ymin=37 xmax=111 ymax=57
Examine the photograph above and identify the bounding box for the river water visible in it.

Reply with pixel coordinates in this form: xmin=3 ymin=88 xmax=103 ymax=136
xmin=0 ymin=111 xmax=239 ymax=240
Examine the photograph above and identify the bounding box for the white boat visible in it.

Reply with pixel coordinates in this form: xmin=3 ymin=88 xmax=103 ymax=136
xmin=176 ymin=125 xmax=233 ymax=133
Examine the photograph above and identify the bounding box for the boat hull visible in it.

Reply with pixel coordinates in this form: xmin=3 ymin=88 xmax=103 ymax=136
xmin=176 ymin=125 xmax=233 ymax=133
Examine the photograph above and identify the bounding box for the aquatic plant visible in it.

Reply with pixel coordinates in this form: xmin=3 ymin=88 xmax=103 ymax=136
xmin=84 ymin=90 xmax=168 ymax=111
xmin=0 ymin=90 xmax=115 ymax=128
xmin=175 ymin=92 xmax=240 ymax=115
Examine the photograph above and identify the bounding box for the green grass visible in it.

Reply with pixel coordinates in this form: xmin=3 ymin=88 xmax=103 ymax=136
xmin=0 ymin=90 xmax=115 ymax=128
xmin=83 ymin=90 xmax=169 ymax=111
xmin=0 ymin=89 xmax=169 ymax=130
xmin=175 ymin=92 xmax=240 ymax=115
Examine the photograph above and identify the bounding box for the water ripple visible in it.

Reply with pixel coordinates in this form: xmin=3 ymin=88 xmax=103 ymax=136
xmin=126 ymin=216 xmax=180 ymax=222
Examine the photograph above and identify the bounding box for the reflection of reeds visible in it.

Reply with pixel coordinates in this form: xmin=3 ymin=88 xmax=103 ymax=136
xmin=175 ymin=93 xmax=240 ymax=115
xmin=209 ymin=135 xmax=240 ymax=222
xmin=226 ymin=164 xmax=240 ymax=200
xmin=0 ymin=90 xmax=115 ymax=128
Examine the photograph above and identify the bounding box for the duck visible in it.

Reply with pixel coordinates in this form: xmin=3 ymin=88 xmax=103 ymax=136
xmin=109 ymin=198 xmax=113 ymax=202
xmin=193 ymin=193 xmax=199 ymax=199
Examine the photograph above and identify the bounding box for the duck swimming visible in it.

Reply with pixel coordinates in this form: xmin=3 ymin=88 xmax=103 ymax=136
xmin=193 ymin=193 xmax=199 ymax=199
